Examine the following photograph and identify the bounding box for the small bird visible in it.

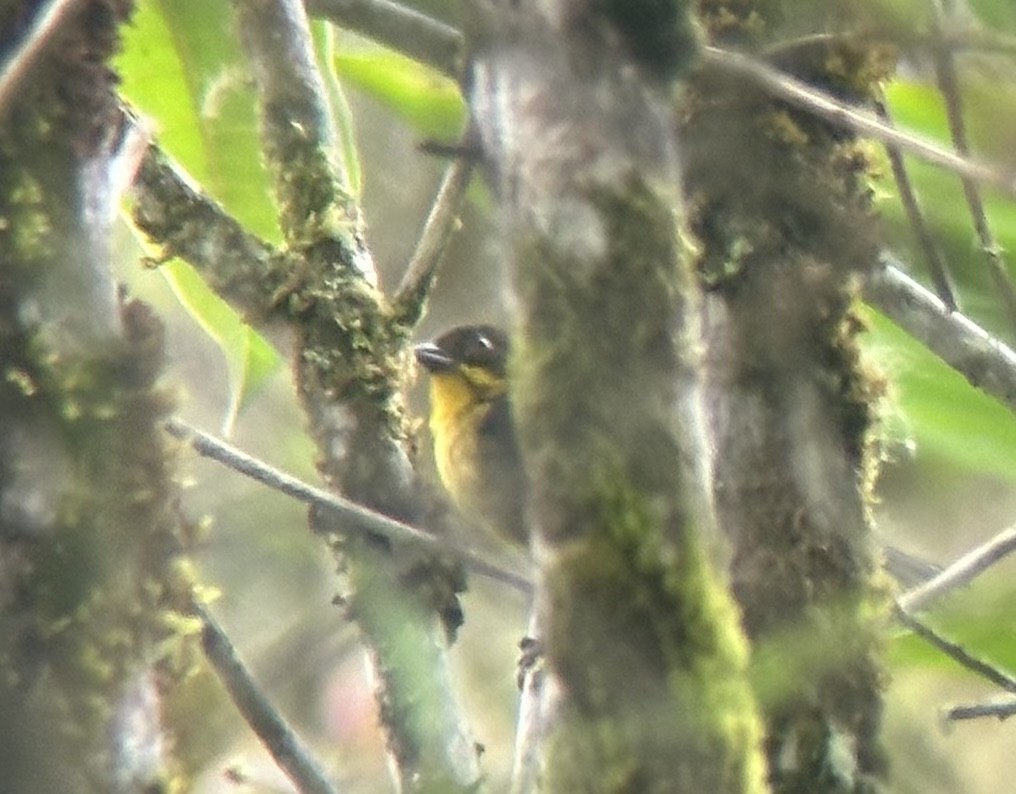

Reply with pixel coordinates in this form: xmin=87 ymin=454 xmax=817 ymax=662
xmin=414 ymin=325 xmax=529 ymax=547
xmin=414 ymin=325 xmax=943 ymax=590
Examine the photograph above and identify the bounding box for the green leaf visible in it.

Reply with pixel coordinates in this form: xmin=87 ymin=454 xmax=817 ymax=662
xmin=118 ymin=0 xmax=283 ymax=421
xmin=313 ymin=21 xmax=363 ymax=197
xmin=889 ymin=572 xmax=1016 ymax=676
xmin=862 ymin=307 xmax=1016 ymax=482
xmin=163 ymin=259 xmax=282 ymax=429
xmin=333 ymin=47 xmax=465 ymax=140
xmin=117 ymin=0 xmax=280 ymax=241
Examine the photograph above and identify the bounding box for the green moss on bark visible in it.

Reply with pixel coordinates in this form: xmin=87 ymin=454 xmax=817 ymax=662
xmin=540 ymin=473 xmax=764 ymax=793
xmin=683 ymin=1 xmax=896 ymax=790
xmin=510 ymin=173 xmax=766 ymax=792
xmin=0 ymin=2 xmax=197 ymax=790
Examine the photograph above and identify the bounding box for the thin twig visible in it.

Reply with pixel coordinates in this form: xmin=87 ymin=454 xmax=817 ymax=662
xmin=0 ymin=0 xmax=82 ymax=121
xmin=511 ymin=611 xmax=548 ymax=794
xmin=930 ymin=3 xmax=1016 ymax=337
xmin=882 ymin=544 xmax=942 ymax=589
xmin=195 ymin=601 xmax=339 ymax=794
xmin=393 ymin=153 xmax=476 ymax=326
xmin=898 ymin=523 xmax=1016 ymax=613
xmin=865 ymin=254 xmax=1016 ymax=417
xmin=306 ymin=0 xmax=465 ymax=79
xmin=702 ymin=46 xmax=1016 ymax=198
xmin=764 ymin=27 xmax=1016 ymax=61
xmin=165 ymin=418 xmax=532 ymax=594
xmin=894 ymin=605 xmax=1016 ymax=693
xmin=945 ymin=698 xmax=1016 ymax=722
xmin=874 ymin=97 xmax=957 ymax=311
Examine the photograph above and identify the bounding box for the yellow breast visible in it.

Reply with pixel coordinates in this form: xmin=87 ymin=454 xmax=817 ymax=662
xmin=428 ymin=372 xmax=488 ymax=519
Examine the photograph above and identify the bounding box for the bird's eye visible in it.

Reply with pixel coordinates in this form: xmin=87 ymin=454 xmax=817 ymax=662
xmin=475 ymin=335 xmax=493 ymax=352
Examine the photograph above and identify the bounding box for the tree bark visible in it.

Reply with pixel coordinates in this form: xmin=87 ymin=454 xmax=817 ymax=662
xmin=470 ymin=2 xmax=767 ymax=791
xmin=0 ymin=1 xmax=193 ymax=790
xmin=686 ymin=4 xmax=894 ymax=790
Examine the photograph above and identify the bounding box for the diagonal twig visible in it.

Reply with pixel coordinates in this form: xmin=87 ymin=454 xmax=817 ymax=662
xmin=945 ymin=698 xmax=1016 ymax=722
xmin=865 ymin=254 xmax=1016 ymax=417
xmin=164 ymin=418 xmax=532 ymax=594
xmin=895 ymin=605 xmax=1016 ymax=693
xmin=702 ymin=45 xmax=1016 ymax=198
xmin=393 ymin=151 xmax=476 ymax=326
xmin=195 ymin=600 xmax=339 ymax=794
xmin=874 ymin=97 xmax=957 ymax=311
xmin=898 ymin=523 xmax=1016 ymax=613
xmin=764 ymin=27 xmax=1016 ymax=62
xmin=930 ymin=1 xmax=1016 ymax=337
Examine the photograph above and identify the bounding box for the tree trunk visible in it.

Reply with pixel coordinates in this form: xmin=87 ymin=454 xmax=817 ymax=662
xmin=470 ymin=1 xmax=767 ymax=791
xmin=0 ymin=1 xmax=193 ymax=790
xmin=686 ymin=4 xmax=893 ymax=791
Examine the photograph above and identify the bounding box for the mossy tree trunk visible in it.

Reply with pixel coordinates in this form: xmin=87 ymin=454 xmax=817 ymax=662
xmin=686 ymin=2 xmax=893 ymax=791
xmin=471 ymin=0 xmax=893 ymax=790
xmin=0 ymin=1 xmax=194 ymax=791
xmin=469 ymin=1 xmax=767 ymax=791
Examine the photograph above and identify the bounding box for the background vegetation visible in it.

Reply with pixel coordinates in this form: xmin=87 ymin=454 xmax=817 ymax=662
xmin=5 ymin=0 xmax=1016 ymax=790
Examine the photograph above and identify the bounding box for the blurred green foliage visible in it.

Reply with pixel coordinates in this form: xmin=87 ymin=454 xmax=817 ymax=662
xmin=112 ymin=0 xmax=1016 ymax=788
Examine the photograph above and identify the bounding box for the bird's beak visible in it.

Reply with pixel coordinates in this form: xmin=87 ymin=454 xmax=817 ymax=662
xmin=414 ymin=342 xmax=456 ymax=373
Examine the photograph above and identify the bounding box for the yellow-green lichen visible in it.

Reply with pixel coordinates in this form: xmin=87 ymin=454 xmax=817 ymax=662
xmin=538 ymin=466 xmax=766 ymax=793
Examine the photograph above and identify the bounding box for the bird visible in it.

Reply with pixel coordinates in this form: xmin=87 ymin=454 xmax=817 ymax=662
xmin=414 ymin=324 xmax=529 ymax=548
xmin=414 ymin=325 xmax=942 ymax=590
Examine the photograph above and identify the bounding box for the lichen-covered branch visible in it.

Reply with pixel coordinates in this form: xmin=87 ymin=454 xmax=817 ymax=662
xmin=687 ymin=4 xmax=893 ymax=790
xmin=130 ymin=137 xmax=294 ymax=315
xmin=227 ymin=0 xmax=480 ymax=788
xmin=469 ymin=1 xmax=766 ymax=790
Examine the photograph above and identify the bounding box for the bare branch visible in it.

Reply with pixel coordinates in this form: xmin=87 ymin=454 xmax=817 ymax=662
xmin=898 ymin=523 xmax=1016 ymax=613
xmin=945 ymin=698 xmax=1016 ymax=722
xmin=894 ymin=606 xmax=1016 ymax=693
xmin=702 ymin=46 xmax=1016 ymax=198
xmin=930 ymin=2 xmax=1016 ymax=336
xmin=865 ymin=255 xmax=1016 ymax=417
xmin=195 ymin=601 xmax=339 ymax=794
xmin=306 ymin=0 xmax=465 ymax=79
xmin=392 ymin=153 xmax=476 ymax=326
xmin=164 ymin=418 xmax=532 ymax=593
xmin=874 ymin=97 xmax=956 ymax=310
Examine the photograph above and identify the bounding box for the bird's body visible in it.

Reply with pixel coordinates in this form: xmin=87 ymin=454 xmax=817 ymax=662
xmin=415 ymin=325 xmax=528 ymax=546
